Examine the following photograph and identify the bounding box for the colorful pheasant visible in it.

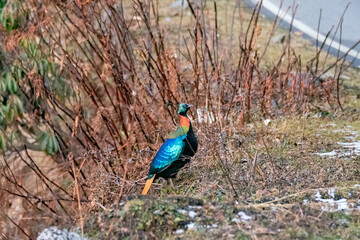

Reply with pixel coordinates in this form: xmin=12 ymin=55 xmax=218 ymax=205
xmin=142 ymin=103 xmax=198 ymax=195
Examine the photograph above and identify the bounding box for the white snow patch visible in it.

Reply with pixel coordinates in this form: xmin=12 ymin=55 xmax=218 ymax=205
xmin=333 ymin=129 xmax=346 ymax=133
xmin=337 ymin=141 xmax=360 ymax=154
xmin=314 ymin=125 xmax=360 ymax=158
xmin=237 ymin=211 xmax=252 ymax=221
xmin=188 ymin=210 xmax=197 ymax=218
xmin=200 ymin=223 xmax=218 ymax=231
xmin=178 ymin=209 xmax=197 ymax=218
xmin=189 ymin=205 xmax=202 ymax=210
xmin=314 ymin=150 xmax=337 ymax=157
xmin=264 ymin=119 xmax=271 ymax=126
xmin=186 ymin=222 xmax=196 ymax=230
xmin=315 ymin=188 xmax=360 ymax=212
xmin=153 ymin=210 xmax=161 ymax=215
xmin=178 ymin=209 xmax=187 ymax=215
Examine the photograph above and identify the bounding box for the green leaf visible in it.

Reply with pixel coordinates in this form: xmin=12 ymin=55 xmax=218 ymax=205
xmin=29 ymin=42 xmax=36 ymax=56
xmin=39 ymin=59 xmax=48 ymax=78
xmin=46 ymin=134 xmax=58 ymax=155
xmin=2 ymin=104 xmax=14 ymax=122
xmin=0 ymin=110 xmax=3 ymax=124
xmin=8 ymin=130 xmax=17 ymax=143
xmin=0 ymin=132 xmax=6 ymax=151
xmin=14 ymin=95 xmax=23 ymax=114
xmin=0 ymin=0 xmax=7 ymax=9
xmin=39 ymin=133 xmax=49 ymax=152
xmin=3 ymin=71 xmax=11 ymax=92
xmin=0 ymin=73 xmax=7 ymax=93
xmin=10 ymin=95 xmax=23 ymax=115
xmin=20 ymin=38 xmax=28 ymax=49
xmin=16 ymin=68 xmax=24 ymax=80
xmin=7 ymin=77 xmax=17 ymax=94
xmin=50 ymin=134 xmax=58 ymax=154
xmin=5 ymin=13 xmax=14 ymax=31
xmin=37 ymin=131 xmax=58 ymax=155
xmin=49 ymin=62 xmax=57 ymax=76
xmin=7 ymin=109 xmax=14 ymax=122
xmin=37 ymin=132 xmax=47 ymax=141
xmin=47 ymin=134 xmax=54 ymax=154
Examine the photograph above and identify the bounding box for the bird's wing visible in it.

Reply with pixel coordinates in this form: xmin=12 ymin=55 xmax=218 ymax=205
xmin=149 ymin=134 xmax=186 ymax=175
xmin=168 ymin=126 xmax=188 ymax=139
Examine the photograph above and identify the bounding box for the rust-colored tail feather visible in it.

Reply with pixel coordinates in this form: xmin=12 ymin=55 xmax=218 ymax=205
xmin=142 ymin=174 xmax=156 ymax=195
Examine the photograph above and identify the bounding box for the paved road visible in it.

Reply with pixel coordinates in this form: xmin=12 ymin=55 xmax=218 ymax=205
xmin=247 ymin=0 xmax=360 ymax=66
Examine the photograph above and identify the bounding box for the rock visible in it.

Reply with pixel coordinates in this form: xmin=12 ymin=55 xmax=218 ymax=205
xmin=37 ymin=226 xmax=87 ymax=240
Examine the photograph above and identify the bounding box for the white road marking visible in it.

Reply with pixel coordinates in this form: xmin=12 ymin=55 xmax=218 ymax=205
xmin=253 ymin=0 xmax=360 ymax=60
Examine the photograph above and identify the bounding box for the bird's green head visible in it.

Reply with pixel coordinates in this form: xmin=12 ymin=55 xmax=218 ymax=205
xmin=178 ymin=103 xmax=192 ymax=115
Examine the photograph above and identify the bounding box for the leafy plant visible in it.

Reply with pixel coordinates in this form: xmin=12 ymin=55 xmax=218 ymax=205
xmin=0 ymin=0 xmax=23 ymax=31
xmin=37 ymin=131 xmax=58 ymax=155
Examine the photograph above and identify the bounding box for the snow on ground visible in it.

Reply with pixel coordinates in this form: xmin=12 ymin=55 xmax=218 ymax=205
xmin=314 ymin=125 xmax=360 ymax=158
xmin=303 ymin=185 xmax=360 ymax=213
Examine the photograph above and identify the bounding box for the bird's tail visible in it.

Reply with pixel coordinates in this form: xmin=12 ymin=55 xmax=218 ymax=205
xmin=142 ymin=174 xmax=156 ymax=195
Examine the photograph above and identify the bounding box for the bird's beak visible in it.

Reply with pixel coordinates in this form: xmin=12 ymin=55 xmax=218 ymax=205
xmin=187 ymin=104 xmax=193 ymax=108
